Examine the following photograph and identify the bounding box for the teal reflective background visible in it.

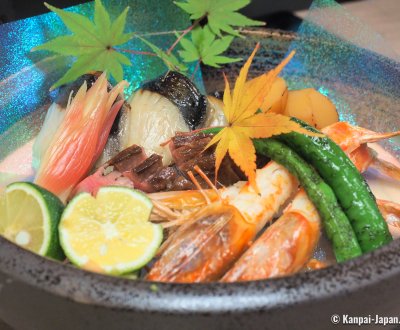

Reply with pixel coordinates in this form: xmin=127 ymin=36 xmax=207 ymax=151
xmin=0 ymin=0 xmax=197 ymax=138
xmin=0 ymin=0 xmax=200 ymax=183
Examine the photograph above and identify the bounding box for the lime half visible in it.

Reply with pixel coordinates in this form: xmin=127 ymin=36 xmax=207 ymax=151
xmin=0 ymin=182 xmax=64 ymax=259
xmin=59 ymin=186 xmax=162 ymax=275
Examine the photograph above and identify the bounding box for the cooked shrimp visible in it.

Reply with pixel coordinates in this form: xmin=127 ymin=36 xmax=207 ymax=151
xmin=34 ymin=73 xmax=128 ymax=201
xmin=322 ymin=122 xmax=400 ymax=178
xmin=146 ymin=162 xmax=298 ymax=282
xmin=222 ymin=189 xmax=320 ymax=282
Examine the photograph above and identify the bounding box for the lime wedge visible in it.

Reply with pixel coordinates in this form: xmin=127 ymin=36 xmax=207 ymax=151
xmin=59 ymin=187 xmax=162 ymax=275
xmin=0 ymin=182 xmax=64 ymax=259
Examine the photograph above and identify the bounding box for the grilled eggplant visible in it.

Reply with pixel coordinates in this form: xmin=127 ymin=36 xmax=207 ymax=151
xmin=120 ymin=71 xmax=207 ymax=165
xmin=142 ymin=71 xmax=207 ymax=130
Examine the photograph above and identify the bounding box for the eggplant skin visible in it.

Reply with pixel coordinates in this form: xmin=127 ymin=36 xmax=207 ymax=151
xmin=142 ymin=71 xmax=207 ymax=130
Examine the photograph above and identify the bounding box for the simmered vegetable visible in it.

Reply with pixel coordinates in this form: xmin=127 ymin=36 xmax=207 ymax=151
xmin=122 ymin=71 xmax=208 ymax=165
xmin=245 ymin=76 xmax=288 ymax=114
xmin=284 ymin=88 xmax=339 ymax=129
xmin=142 ymin=71 xmax=207 ymax=130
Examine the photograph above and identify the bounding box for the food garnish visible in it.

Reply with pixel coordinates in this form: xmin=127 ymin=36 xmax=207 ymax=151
xmin=178 ymin=25 xmax=241 ymax=68
xmin=32 ymin=0 xmax=262 ymax=89
xmin=252 ymin=77 xmax=288 ymax=114
xmin=34 ymin=73 xmax=127 ymax=201
xmin=59 ymin=187 xmax=162 ymax=275
xmin=32 ymin=1 xmax=133 ymax=90
xmin=174 ymin=0 xmax=264 ymax=37
xmin=0 ymin=182 xmax=64 ymax=259
xmin=135 ymin=36 xmax=188 ymax=73
xmin=205 ymin=43 xmax=321 ymax=188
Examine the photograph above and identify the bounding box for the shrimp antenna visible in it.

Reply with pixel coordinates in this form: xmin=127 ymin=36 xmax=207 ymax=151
xmin=187 ymin=170 xmax=211 ymax=204
xmin=193 ymin=165 xmax=221 ymax=199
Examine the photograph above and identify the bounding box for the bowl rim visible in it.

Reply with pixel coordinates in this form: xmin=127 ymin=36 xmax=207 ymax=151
xmin=1 ymin=232 xmax=400 ymax=313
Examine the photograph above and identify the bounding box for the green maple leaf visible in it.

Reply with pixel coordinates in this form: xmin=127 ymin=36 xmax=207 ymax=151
xmin=136 ymin=36 xmax=188 ymax=72
xmin=32 ymin=0 xmax=133 ymax=90
xmin=178 ymin=26 xmax=241 ymax=67
xmin=174 ymin=0 xmax=264 ymax=37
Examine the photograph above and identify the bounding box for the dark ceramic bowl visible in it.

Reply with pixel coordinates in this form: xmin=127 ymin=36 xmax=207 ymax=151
xmin=1 ymin=30 xmax=400 ymax=330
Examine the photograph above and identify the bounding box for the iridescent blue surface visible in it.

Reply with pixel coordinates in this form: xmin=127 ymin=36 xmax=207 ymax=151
xmin=0 ymin=0 xmax=198 ymax=144
xmin=0 ymin=0 xmax=399 ymax=165
xmin=283 ymin=0 xmax=400 ymax=154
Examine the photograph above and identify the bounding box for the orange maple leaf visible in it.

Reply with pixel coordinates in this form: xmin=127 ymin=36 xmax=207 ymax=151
xmin=206 ymin=43 xmax=322 ymax=188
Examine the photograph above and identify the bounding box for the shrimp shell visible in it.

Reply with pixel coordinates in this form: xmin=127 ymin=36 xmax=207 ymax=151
xmin=222 ymin=189 xmax=320 ymax=282
xmin=146 ymin=162 xmax=297 ymax=282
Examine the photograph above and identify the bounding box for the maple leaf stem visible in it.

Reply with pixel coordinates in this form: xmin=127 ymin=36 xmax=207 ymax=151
xmin=119 ymin=49 xmax=157 ymax=57
xmin=191 ymin=59 xmax=201 ymax=80
xmin=135 ymin=30 xmax=186 ymax=37
xmin=172 ymin=126 xmax=224 ymax=138
xmin=166 ymin=17 xmax=203 ymax=55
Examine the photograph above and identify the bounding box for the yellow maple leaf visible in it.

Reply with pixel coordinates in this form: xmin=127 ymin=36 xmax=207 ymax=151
xmin=206 ymin=43 xmax=322 ymax=188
